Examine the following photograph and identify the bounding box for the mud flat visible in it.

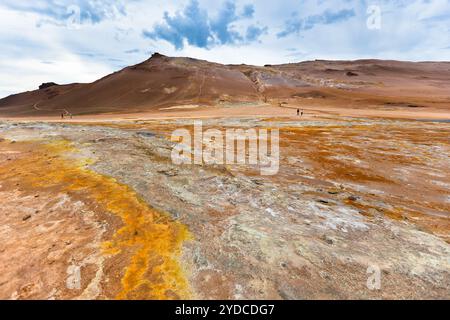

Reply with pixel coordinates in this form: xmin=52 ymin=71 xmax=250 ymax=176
xmin=0 ymin=114 xmax=449 ymax=300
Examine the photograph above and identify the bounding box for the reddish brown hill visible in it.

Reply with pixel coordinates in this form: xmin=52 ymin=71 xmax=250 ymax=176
xmin=1 ymin=53 xmax=449 ymax=117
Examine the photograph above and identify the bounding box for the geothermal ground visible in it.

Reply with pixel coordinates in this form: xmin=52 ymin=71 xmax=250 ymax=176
xmin=0 ymin=110 xmax=448 ymax=300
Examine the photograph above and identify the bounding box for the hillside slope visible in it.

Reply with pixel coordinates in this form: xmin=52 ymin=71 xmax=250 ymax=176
xmin=1 ymin=53 xmax=449 ymax=116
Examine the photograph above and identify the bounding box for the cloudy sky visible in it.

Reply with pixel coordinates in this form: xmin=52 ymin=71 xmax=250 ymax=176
xmin=1 ymin=0 xmax=449 ymax=98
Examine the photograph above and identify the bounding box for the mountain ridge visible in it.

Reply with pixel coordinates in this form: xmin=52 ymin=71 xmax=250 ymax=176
xmin=1 ymin=53 xmax=449 ymax=116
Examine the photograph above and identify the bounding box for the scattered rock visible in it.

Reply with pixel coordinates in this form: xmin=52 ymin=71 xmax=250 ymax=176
xmin=252 ymin=179 xmax=264 ymax=186
xmin=322 ymin=235 xmax=335 ymax=245
xmin=136 ymin=131 xmax=157 ymax=138
xmin=319 ymin=271 xmax=331 ymax=280
xmin=158 ymin=169 xmax=178 ymax=177
xmin=168 ymin=209 xmax=181 ymax=220
xmin=22 ymin=215 xmax=32 ymax=221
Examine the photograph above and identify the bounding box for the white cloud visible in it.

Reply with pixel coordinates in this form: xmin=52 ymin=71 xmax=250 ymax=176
xmin=0 ymin=0 xmax=449 ymax=98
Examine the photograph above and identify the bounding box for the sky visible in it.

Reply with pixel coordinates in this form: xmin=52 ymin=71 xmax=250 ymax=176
xmin=0 ymin=0 xmax=449 ymax=98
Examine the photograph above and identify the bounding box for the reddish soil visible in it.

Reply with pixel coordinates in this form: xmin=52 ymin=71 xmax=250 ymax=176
xmin=0 ymin=54 xmax=448 ymax=119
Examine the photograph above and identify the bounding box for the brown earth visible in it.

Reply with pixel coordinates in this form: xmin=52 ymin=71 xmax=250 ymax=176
xmin=0 ymin=54 xmax=449 ymax=118
xmin=0 ymin=114 xmax=449 ymax=300
xmin=0 ymin=54 xmax=449 ymax=300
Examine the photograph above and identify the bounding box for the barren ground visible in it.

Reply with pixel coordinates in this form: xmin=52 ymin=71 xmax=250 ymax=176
xmin=0 ymin=107 xmax=449 ymax=300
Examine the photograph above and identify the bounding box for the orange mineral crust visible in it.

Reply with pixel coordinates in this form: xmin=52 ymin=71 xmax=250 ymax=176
xmin=0 ymin=139 xmax=191 ymax=300
xmin=0 ymin=117 xmax=448 ymax=300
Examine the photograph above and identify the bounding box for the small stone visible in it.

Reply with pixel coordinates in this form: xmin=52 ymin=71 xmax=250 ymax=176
xmin=169 ymin=210 xmax=181 ymax=220
xmin=252 ymin=179 xmax=264 ymax=186
xmin=22 ymin=215 xmax=32 ymax=221
xmin=348 ymin=195 xmax=359 ymax=201
xmin=322 ymin=235 xmax=335 ymax=245
xmin=319 ymin=271 xmax=331 ymax=280
xmin=158 ymin=169 xmax=178 ymax=177
xmin=137 ymin=131 xmax=157 ymax=138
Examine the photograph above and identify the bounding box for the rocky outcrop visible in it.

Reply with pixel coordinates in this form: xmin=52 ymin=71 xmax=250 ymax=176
xmin=39 ymin=82 xmax=58 ymax=90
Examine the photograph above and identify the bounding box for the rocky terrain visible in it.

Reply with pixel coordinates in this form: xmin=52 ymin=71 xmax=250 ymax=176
xmin=1 ymin=54 xmax=449 ymax=117
xmin=0 ymin=53 xmax=448 ymax=300
xmin=0 ymin=115 xmax=449 ymax=300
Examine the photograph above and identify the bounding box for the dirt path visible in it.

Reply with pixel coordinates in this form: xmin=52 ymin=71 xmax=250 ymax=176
xmin=33 ymin=103 xmax=71 ymax=117
xmin=2 ymin=104 xmax=447 ymax=123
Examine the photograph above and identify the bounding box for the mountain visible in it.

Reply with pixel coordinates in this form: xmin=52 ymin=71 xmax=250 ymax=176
xmin=1 ymin=53 xmax=449 ymax=116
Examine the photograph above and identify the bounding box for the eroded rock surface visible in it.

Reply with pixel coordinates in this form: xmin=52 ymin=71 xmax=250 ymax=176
xmin=0 ymin=117 xmax=448 ymax=299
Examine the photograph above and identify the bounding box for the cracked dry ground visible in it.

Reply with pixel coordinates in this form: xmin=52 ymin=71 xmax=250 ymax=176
xmin=0 ymin=117 xmax=449 ymax=300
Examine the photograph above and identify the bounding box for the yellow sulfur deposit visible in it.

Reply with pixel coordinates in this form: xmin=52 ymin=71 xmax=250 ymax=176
xmin=0 ymin=139 xmax=191 ymax=300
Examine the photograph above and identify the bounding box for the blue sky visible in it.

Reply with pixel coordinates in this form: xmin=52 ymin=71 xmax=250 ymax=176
xmin=1 ymin=0 xmax=449 ymax=98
